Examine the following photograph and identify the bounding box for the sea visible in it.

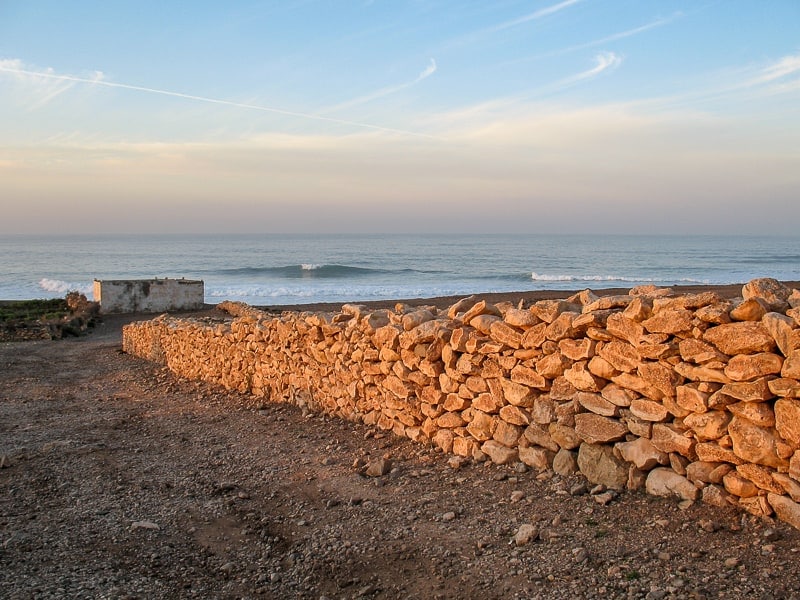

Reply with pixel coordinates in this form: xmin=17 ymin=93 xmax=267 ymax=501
xmin=0 ymin=234 xmax=798 ymax=306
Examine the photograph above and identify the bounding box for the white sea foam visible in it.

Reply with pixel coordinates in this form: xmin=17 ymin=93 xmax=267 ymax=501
xmin=530 ymin=272 xmax=710 ymax=284
xmin=301 ymin=263 xmax=323 ymax=270
xmin=38 ymin=278 xmax=93 ymax=295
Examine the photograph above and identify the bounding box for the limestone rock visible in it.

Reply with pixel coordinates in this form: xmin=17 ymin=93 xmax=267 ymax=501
xmin=695 ymin=442 xmax=744 ymax=465
xmin=679 ymin=338 xmax=728 ymax=364
xmin=645 ymin=468 xmax=700 ymax=501
xmin=770 ymin=378 xmax=800 ymax=399
xmin=772 ymin=473 xmax=800 ymax=502
xmin=783 ymin=349 xmax=800 ymax=379
xmin=574 ymin=413 xmax=628 ymax=444
xmin=499 ymin=404 xmax=531 ymax=426
xmin=676 ymin=384 xmax=709 ymax=413
xmin=503 ymin=307 xmax=540 ymax=328
xmin=587 ymin=356 xmax=618 ymax=380
xmin=775 ymin=398 xmax=800 ymax=447
xmin=606 ymin=312 xmax=644 ymax=345
xmin=702 ymin=484 xmax=736 ymax=507
xmin=564 ymin=361 xmax=605 ymax=392
xmin=500 ymin=378 xmax=536 ymax=407
xmin=703 ymin=322 xmax=776 ymax=355
xmin=489 ymin=320 xmax=523 ymax=349
xmin=729 ymin=416 xmax=786 ymax=468
xmin=510 ymin=365 xmax=547 ymax=390
xmin=724 ymin=352 xmax=783 ymax=382
xmin=598 ymin=341 xmax=640 ymax=373
xmin=768 ymin=494 xmax=800 ymax=530
xmin=629 ymin=399 xmax=669 ymax=422
xmin=683 ymin=410 xmax=731 ymax=442
xmin=536 ymin=352 xmax=572 ymax=379
xmin=651 ymin=423 xmax=696 ymax=458
xmin=601 ymin=383 xmax=637 ymax=407
xmin=553 ymin=448 xmax=579 ymax=476
xmin=722 ymin=471 xmax=759 ymax=497
xmin=523 ymin=423 xmax=560 ymax=452
xmin=742 ymin=278 xmax=791 ymax=311
xmin=577 ymin=443 xmax=628 ymax=490
xmin=518 ymin=445 xmax=554 ymax=470
xmin=548 ymin=423 xmax=581 ymax=450
xmin=729 ymin=298 xmax=769 ymax=322
xmin=576 ymin=391 xmax=619 ymax=417
xmin=466 ymin=410 xmax=495 ymax=441
xmin=686 ymin=461 xmax=724 ymax=484
xmin=643 ymin=309 xmax=693 ymax=335
xmin=719 ymin=378 xmax=773 ymax=402
xmin=616 ymin=437 xmax=669 ymax=471
xmin=736 ymin=463 xmax=784 ymax=494
xmin=481 ymin=440 xmax=519 ymax=465
xmin=493 ymin=420 xmax=523 ymax=447
xmin=728 ymin=401 xmax=775 ymax=428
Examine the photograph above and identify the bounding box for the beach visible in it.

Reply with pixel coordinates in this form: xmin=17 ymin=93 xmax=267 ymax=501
xmin=3 ymin=282 xmax=800 ymax=598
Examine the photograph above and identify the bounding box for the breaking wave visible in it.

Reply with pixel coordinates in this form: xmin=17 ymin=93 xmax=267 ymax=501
xmin=530 ymin=273 xmax=710 ymax=285
xmin=38 ymin=278 xmax=93 ymax=295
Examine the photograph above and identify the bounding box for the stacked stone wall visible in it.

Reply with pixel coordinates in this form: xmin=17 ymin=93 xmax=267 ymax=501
xmin=122 ymin=278 xmax=800 ymax=530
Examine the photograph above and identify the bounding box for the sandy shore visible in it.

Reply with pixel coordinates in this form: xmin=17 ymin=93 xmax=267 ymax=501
xmin=256 ymin=281 xmax=800 ymax=314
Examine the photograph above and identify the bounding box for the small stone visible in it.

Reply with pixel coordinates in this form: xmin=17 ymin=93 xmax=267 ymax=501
xmin=763 ymin=528 xmax=781 ymax=542
xmin=510 ymin=490 xmax=525 ymax=503
xmin=572 ymin=547 xmax=589 ymax=563
xmin=724 ymin=557 xmax=739 ymax=568
xmin=365 ymin=458 xmax=392 ymax=477
xmin=594 ymin=491 xmax=616 ymax=506
xmin=130 ymin=520 xmax=160 ymax=531
xmin=219 ymin=562 xmax=235 ymax=574
xmin=514 ymin=523 xmax=539 ymax=546
xmin=699 ymin=519 xmax=719 ymax=533
xmin=569 ymin=483 xmax=588 ymax=496
xmin=442 ymin=511 xmax=456 ymax=522
xmin=448 ymin=456 xmax=467 ymax=469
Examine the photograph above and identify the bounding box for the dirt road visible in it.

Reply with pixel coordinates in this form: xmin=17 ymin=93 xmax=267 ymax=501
xmin=2 ymin=315 xmax=800 ymax=599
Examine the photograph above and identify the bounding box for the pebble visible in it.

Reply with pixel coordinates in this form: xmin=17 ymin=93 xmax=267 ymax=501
xmin=724 ymin=557 xmax=740 ymax=568
xmin=569 ymin=483 xmax=588 ymax=496
xmin=510 ymin=490 xmax=525 ymax=503
xmin=130 ymin=520 xmax=160 ymax=531
xmin=365 ymin=458 xmax=392 ymax=477
xmin=514 ymin=524 xmax=539 ymax=546
xmin=442 ymin=511 xmax=456 ymax=522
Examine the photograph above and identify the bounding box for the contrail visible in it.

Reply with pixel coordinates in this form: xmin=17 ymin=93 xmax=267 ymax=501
xmin=0 ymin=64 xmax=439 ymax=139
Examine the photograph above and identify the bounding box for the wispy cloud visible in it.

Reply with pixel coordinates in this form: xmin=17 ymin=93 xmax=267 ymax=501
xmin=545 ymin=51 xmax=623 ymax=92
xmin=745 ymin=53 xmax=800 ymax=88
xmin=320 ymin=58 xmax=437 ymax=114
xmin=0 ymin=59 xmax=438 ymax=139
xmin=488 ymin=0 xmax=583 ymax=34
xmin=0 ymin=58 xmax=104 ymax=108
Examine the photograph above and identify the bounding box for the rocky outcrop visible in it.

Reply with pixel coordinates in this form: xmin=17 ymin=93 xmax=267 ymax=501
xmin=123 ymin=279 xmax=800 ymax=530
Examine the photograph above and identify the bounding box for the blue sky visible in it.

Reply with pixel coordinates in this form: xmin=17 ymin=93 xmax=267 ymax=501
xmin=1 ymin=1 xmax=798 ymax=234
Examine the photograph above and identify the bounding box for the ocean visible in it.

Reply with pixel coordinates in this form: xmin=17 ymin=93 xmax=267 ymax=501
xmin=0 ymin=234 xmax=798 ymax=306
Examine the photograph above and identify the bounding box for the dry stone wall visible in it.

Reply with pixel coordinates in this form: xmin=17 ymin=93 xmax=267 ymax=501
xmin=122 ymin=278 xmax=800 ymax=530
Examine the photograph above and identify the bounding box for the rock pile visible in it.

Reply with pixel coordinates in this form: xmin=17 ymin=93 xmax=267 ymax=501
xmin=122 ymin=278 xmax=800 ymax=530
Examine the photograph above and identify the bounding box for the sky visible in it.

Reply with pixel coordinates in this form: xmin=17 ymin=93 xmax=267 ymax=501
xmin=0 ymin=1 xmax=798 ymax=235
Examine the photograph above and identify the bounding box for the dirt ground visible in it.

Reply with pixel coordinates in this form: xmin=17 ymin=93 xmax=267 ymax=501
xmin=2 ymin=297 xmax=800 ymax=599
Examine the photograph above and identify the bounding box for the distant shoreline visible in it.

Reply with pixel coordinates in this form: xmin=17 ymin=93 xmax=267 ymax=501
xmin=255 ymin=280 xmax=800 ymax=314
xmin=4 ymin=280 xmax=799 ymax=316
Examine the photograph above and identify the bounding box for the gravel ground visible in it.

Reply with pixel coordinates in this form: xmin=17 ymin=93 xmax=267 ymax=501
xmin=2 ymin=314 xmax=800 ymax=599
